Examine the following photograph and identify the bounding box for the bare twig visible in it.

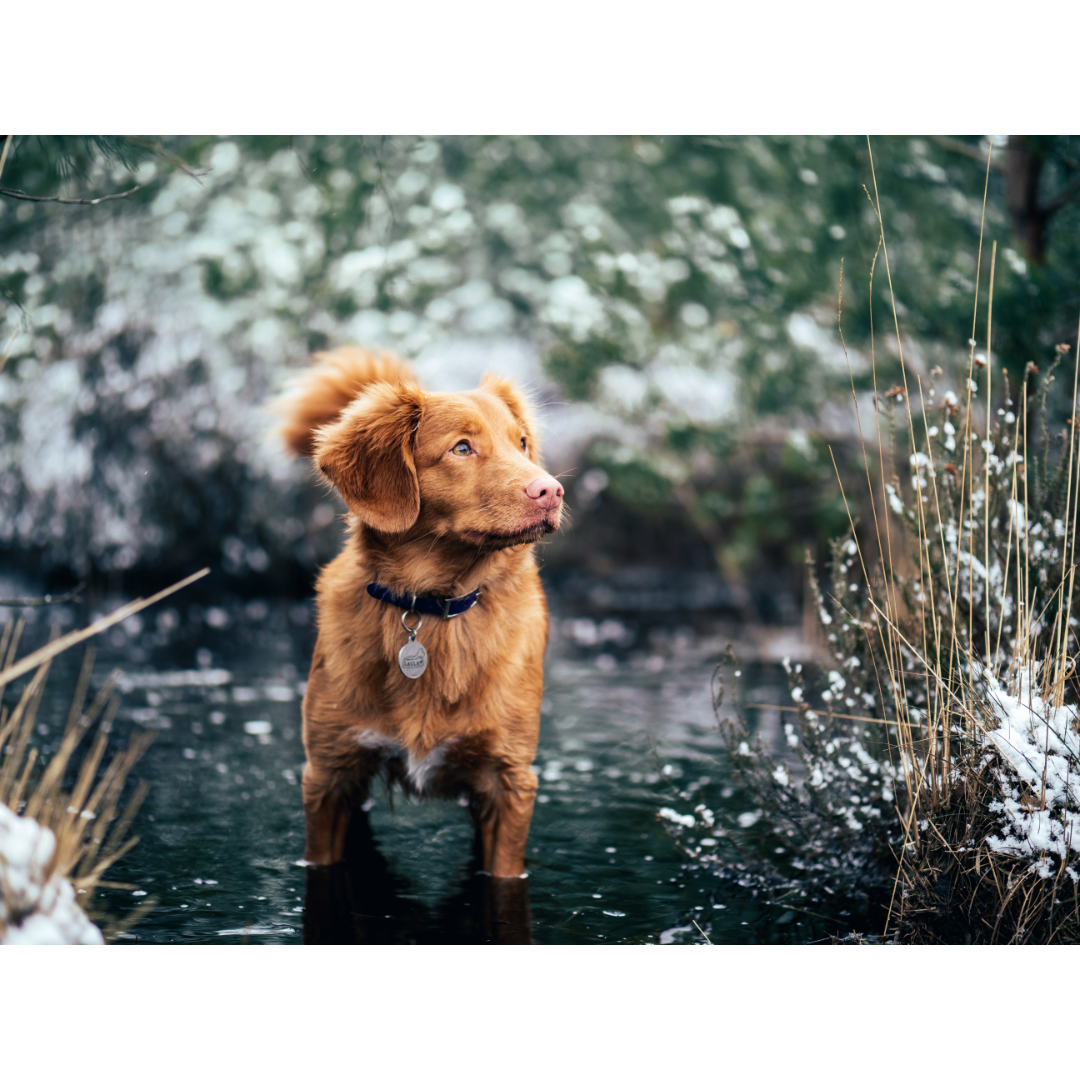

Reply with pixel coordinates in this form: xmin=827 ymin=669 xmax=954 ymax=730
xmin=0 ymin=328 xmax=17 ymax=377
xmin=0 ymin=568 xmax=208 ymax=690
xmin=0 ymin=583 xmax=86 ymax=608
xmin=930 ymin=135 xmax=1004 ymax=171
xmin=0 ymin=135 xmax=12 ymax=185
xmin=741 ymin=702 xmax=892 ymax=725
xmin=119 ymin=136 xmax=205 ymax=184
xmin=0 ymin=184 xmax=143 ymax=206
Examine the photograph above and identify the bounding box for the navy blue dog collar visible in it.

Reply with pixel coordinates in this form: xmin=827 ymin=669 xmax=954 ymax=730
xmin=367 ymin=582 xmax=482 ymax=619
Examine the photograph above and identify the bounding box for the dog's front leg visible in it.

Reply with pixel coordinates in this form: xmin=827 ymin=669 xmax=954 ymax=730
xmin=301 ymin=764 xmax=354 ymax=866
xmin=483 ymin=767 xmax=539 ymax=879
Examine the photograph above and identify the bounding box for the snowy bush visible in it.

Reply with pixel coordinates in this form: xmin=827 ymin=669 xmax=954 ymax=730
xmin=978 ymin=663 xmax=1080 ymax=881
xmin=661 ymin=345 xmax=1080 ymax=942
xmin=0 ymin=804 xmax=103 ymax=945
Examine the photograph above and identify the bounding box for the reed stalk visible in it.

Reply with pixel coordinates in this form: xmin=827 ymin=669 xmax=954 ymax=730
xmin=1 ymin=570 xmax=207 ymax=942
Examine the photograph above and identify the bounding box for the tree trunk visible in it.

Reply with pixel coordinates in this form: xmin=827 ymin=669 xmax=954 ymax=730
xmin=1005 ymin=136 xmax=1048 ymax=264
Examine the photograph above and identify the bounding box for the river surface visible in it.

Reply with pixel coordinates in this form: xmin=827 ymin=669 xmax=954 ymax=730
xmin=3 ymin=569 xmax=857 ymax=944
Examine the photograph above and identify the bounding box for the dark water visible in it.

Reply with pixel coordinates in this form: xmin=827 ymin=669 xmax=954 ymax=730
xmin=5 ymin=574 xmax=849 ymax=944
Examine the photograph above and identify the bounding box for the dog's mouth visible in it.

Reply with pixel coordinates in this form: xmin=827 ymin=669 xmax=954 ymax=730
xmin=460 ymin=516 xmax=559 ymax=549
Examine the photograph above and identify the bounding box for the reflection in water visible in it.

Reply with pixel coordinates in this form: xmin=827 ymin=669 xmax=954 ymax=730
xmin=303 ymin=812 xmax=532 ymax=945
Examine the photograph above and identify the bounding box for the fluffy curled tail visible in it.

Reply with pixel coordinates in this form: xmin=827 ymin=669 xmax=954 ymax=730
xmin=274 ymin=345 xmax=417 ymax=456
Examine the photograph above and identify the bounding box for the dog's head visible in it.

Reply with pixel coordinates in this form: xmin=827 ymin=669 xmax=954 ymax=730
xmin=314 ymin=374 xmax=563 ymax=547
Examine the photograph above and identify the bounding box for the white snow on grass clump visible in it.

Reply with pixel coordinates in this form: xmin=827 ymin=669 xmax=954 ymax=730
xmin=979 ymin=663 xmax=1080 ymax=880
xmin=0 ymin=804 xmax=104 ymax=945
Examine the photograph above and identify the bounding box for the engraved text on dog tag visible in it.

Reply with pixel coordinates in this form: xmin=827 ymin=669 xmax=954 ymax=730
xmin=398 ymin=639 xmax=428 ymax=679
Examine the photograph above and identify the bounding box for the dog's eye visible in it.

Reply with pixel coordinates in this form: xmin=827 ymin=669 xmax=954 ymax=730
xmin=520 ymin=438 xmax=527 ymax=453
xmin=451 ymin=441 xmax=472 ymax=457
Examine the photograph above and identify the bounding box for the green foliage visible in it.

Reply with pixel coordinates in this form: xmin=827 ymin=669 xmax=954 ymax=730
xmin=546 ymin=338 xmax=624 ymax=401
xmin=664 ymin=421 xmax=735 ymax=461
xmin=588 ymin=441 xmax=676 ymax=510
xmin=201 ymin=258 xmax=259 ymax=300
xmin=5 ymin=135 xmax=1080 ymax=578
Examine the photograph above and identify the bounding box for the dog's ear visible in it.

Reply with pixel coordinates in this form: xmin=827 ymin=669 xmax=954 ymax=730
xmin=314 ymin=382 xmax=425 ymax=533
xmin=480 ymin=373 xmax=541 ymax=458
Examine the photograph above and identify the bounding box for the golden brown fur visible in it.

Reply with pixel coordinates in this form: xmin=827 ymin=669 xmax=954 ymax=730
xmin=278 ymin=346 xmax=564 ymax=877
xmin=275 ymin=346 xmax=416 ymax=458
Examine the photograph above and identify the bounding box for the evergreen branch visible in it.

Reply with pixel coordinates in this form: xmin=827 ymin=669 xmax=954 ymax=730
xmin=0 ymin=184 xmax=142 ymax=205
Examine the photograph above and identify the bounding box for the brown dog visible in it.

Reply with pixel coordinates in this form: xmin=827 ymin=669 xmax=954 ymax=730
xmin=278 ymin=346 xmax=564 ymax=878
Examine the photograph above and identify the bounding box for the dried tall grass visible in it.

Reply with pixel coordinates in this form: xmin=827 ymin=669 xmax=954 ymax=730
xmin=837 ymin=141 xmax=1080 ymax=942
xmin=0 ymin=569 xmax=207 ymax=941
xmin=704 ymin=139 xmax=1080 ymax=943
xmin=0 ymin=639 xmax=148 ymax=929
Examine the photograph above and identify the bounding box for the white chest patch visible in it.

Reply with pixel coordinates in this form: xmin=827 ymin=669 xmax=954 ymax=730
xmin=354 ymin=729 xmax=457 ymax=796
xmin=355 ymin=728 xmax=404 ymax=755
xmin=407 ymin=740 xmax=457 ymax=794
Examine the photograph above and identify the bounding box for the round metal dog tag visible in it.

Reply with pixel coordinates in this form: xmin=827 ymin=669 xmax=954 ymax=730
xmin=398 ymin=639 xmax=428 ymax=679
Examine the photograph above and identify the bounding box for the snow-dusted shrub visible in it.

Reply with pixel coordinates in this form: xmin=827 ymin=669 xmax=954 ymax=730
xmin=979 ymin=663 xmax=1080 ymax=880
xmin=659 ymin=342 xmax=1080 ymax=942
xmin=0 ymin=630 xmax=149 ymax=944
xmin=0 ymin=804 xmax=103 ymax=945
xmin=693 ymin=632 xmax=906 ymax=921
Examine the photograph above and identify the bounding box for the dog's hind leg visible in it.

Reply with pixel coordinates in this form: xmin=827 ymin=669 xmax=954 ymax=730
xmin=468 ymin=789 xmax=498 ymax=873
xmin=471 ymin=766 xmax=538 ymax=879
xmin=491 ymin=876 xmax=533 ymax=944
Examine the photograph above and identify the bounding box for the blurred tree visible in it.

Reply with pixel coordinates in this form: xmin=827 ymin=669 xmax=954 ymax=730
xmin=888 ymin=136 xmax=1080 ymax=265
xmin=2 ymin=136 xmax=1078 ymax=587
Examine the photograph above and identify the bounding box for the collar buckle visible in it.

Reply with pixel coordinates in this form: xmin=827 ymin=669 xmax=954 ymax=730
xmin=443 ymin=586 xmax=481 ymax=618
